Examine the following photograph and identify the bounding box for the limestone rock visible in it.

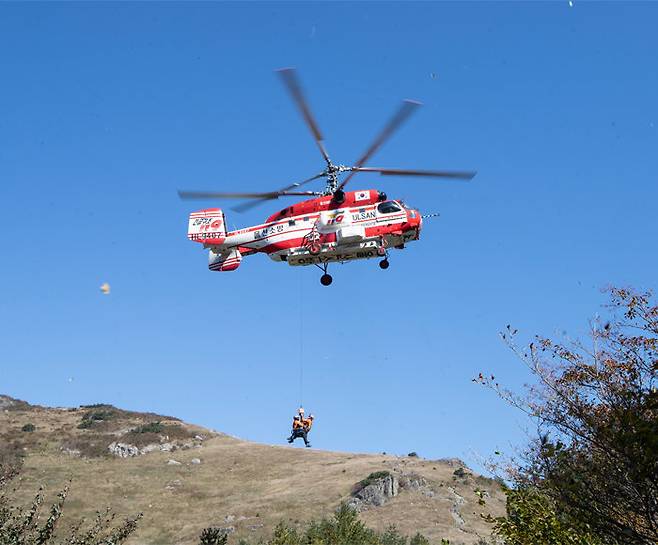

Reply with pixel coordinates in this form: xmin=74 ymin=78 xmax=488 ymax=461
xmin=108 ymin=442 xmax=140 ymax=458
xmin=399 ymin=473 xmax=429 ymax=491
xmin=350 ymin=473 xmax=399 ymax=510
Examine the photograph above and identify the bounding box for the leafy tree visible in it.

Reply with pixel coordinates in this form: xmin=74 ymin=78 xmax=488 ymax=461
xmin=380 ymin=526 xmax=407 ymax=545
xmin=490 ymin=487 xmax=602 ymax=545
xmin=305 ymin=504 xmax=379 ymax=545
xmin=478 ymin=287 xmax=658 ymax=544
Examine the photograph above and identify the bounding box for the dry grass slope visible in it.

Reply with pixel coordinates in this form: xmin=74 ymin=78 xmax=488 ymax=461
xmin=0 ymin=395 xmax=505 ymax=544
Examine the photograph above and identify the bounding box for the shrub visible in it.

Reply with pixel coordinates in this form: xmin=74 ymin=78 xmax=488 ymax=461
xmin=222 ymin=504 xmax=430 ymax=545
xmin=77 ymin=409 xmax=115 ymax=429
xmin=199 ymin=527 xmax=229 ymax=545
xmin=21 ymin=423 xmax=35 ymax=432
xmin=380 ymin=526 xmax=406 ymax=545
xmin=133 ymin=421 xmax=164 ymax=434
xmin=305 ymin=503 xmax=379 ymax=545
xmin=490 ymin=487 xmax=602 ymax=545
xmin=0 ymin=464 xmax=141 ymax=544
xmin=409 ymin=533 xmax=430 ymax=545
xmin=267 ymin=522 xmax=301 ymax=545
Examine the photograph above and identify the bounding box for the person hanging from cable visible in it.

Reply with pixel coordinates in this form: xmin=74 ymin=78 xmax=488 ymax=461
xmin=287 ymin=409 xmax=314 ymax=448
xmin=302 ymin=413 xmax=314 ymax=434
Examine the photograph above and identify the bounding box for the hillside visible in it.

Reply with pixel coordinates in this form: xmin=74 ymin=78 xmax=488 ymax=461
xmin=0 ymin=395 xmax=505 ymax=544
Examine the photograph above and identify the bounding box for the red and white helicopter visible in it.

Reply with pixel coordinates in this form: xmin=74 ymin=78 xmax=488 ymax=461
xmin=179 ymin=69 xmax=475 ymax=286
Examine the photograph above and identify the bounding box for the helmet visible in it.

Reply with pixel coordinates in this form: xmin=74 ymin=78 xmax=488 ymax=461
xmin=308 ymin=414 xmax=314 ymax=419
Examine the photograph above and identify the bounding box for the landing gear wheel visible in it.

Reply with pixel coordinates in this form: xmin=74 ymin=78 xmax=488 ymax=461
xmin=320 ymin=274 xmax=333 ymax=286
xmin=379 ymin=259 xmax=390 ymax=270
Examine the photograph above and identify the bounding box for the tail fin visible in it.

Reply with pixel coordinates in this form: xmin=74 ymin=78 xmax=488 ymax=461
xmin=188 ymin=208 xmax=227 ymax=244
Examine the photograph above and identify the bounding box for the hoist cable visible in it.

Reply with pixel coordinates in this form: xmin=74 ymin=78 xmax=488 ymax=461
xmin=299 ymin=269 xmax=304 ymax=408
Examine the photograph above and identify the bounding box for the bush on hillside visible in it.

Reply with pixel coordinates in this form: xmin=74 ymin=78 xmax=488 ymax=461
xmin=21 ymin=423 xmax=35 ymax=432
xmin=77 ymin=409 xmax=116 ymax=429
xmin=199 ymin=527 xmax=229 ymax=545
xmin=231 ymin=503 xmax=429 ymax=545
xmin=409 ymin=533 xmax=430 ymax=545
xmin=120 ymin=422 xmax=196 ymax=448
xmin=132 ymin=421 xmax=165 ymax=434
xmin=0 ymin=463 xmax=141 ymax=544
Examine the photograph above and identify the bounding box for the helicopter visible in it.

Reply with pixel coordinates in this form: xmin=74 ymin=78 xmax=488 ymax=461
xmin=179 ymin=68 xmax=476 ymax=286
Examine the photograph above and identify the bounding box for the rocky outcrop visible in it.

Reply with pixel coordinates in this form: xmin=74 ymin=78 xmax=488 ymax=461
xmin=399 ymin=472 xmax=435 ymax=498
xmin=347 ymin=473 xmax=399 ymax=511
xmin=399 ymin=473 xmax=428 ymax=491
xmin=348 ymin=471 xmax=442 ymax=511
xmin=108 ymin=441 xmax=189 ymax=457
xmin=108 ymin=442 xmax=140 ymax=458
xmin=447 ymin=486 xmax=466 ymax=528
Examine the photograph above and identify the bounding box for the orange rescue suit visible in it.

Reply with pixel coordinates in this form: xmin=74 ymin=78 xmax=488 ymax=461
xmin=292 ymin=419 xmax=304 ymax=430
xmin=302 ymin=417 xmax=313 ymax=431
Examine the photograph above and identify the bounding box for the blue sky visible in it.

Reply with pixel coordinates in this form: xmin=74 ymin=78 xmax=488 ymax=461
xmin=1 ymin=2 xmax=657 ymax=471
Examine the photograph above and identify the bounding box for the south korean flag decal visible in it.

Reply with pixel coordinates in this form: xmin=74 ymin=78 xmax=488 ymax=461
xmin=355 ymin=190 xmax=370 ymax=202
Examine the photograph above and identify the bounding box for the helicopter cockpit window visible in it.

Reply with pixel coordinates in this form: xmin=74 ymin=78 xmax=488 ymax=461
xmin=377 ymin=201 xmax=402 ymax=214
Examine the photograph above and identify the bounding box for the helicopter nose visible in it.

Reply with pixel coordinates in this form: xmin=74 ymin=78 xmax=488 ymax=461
xmin=408 ymin=208 xmax=421 ymax=227
xmin=405 ymin=208 xmax=422 ymax=239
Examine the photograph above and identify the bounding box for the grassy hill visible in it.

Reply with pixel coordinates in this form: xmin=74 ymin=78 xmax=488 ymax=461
xmin=0 ymin=395 xmax=505 ymax=544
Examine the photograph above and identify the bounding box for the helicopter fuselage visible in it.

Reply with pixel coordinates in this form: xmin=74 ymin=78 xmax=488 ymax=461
xmin=187 ymin=189 xmax=422 ymax=272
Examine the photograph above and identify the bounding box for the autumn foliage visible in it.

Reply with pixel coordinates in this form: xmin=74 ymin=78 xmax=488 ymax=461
xmin=478 ymin=287 xmax=658 ymax=545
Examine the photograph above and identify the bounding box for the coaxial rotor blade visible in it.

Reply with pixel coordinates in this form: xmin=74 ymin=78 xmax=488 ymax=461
xmin=231 ymin=171 xmax=327 ymax=212
xmin=338 ymin=99 xmax=421 ymax=190
xmin=350 ymin=167 xmax=477 ymax=180
xmin=277 ymin=68 xmax=332 ymax=166
xmin=179 ymin=190 xmax=284 ymax=200
xmin=178 ymin=189 xmax=322 ymax=201
xmin=179 ymin=170 xmax=327 ymax=212
xmin=178 ymin=190 xmax=281 ymax=200
xmin=231 ymin=190 xmax=322 ymax=212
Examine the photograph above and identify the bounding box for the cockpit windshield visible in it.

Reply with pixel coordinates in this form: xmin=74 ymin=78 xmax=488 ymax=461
xmin=377 ymin=201 xmax=402 ymax=214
